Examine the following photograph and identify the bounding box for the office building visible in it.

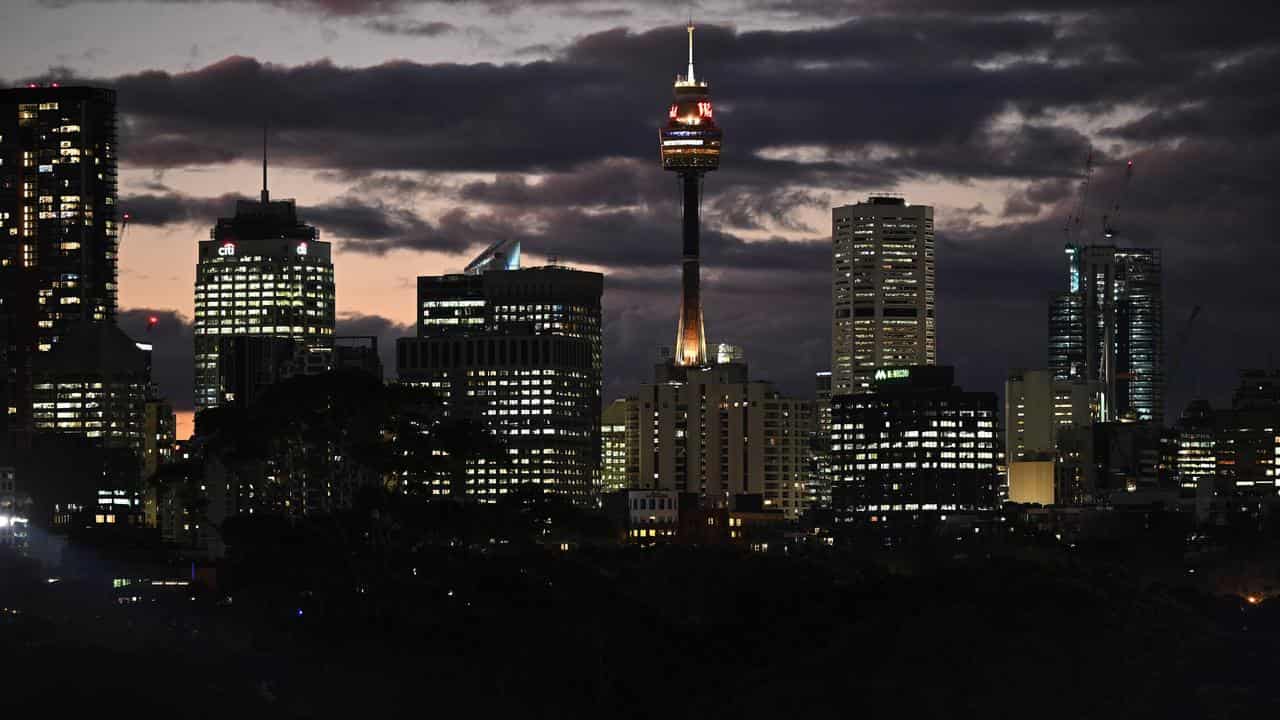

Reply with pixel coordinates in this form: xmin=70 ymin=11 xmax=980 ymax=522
xmin=1215 ymin=370 xmax=1280 ymax=499
xmin=192 ymin=173 xmax=334 ymax=410
xmin=23 ymin=322 xmax=155 ymax=524
xmin=624 ymin=361 xmax=814 ymax=519
xmin=658 ymin=23 xmax=722 ymax=367
xmin=397 ymin=247 xmax=603 ymax=505
xmin=1005 ymin=369 xmax=1097 ymax=460
xmin=1049 ymin=244 xmax=1163 ymax=424
xmin=332 ymin=335 xmax=383 ymax=381
xmin=30 ymin=321 xmax=150 ymax=455
xmin=830 ymin=366 xmax=997 ymax=522
xmin=0 ymin=85 xmax=119 ymax=448
xmin=601 ymin=398 xmax=628 ymax=493
xmin=1174 ymin=399 xmax=1216 ymax=497
xmin=807 ymin=370 xmax=833 ymax=510
xmin=831 ymin=196 xmax=935 ymax=395
xmin=1056 ymin=421 xmax=1163 ymax=504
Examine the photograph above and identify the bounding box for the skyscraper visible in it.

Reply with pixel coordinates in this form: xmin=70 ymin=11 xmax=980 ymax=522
xmin=192 ymin=167 xmax=334 ymax=410
xmin=1049 ymin=244 xmax=1163 ymax=424
xmin=0 ymin=85 xmax=119 ymax=447
xmin=659 ymin=23 xmax=722 ymax=368
xmin=396 ymin=246 xmax=604 ymax=505
xmin=831 ymin=196 xmax=935 ymax=395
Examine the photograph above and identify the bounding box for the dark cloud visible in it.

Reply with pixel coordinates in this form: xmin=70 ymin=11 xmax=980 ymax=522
xmin=38 ymin=0 xmax=642 ymax=18
xmin=121 ymin=191 xmax=469 ymax=255
xmin=122 ymin=192 xmax=250 ymax=226
xmin=27 ymin=1 xmax=1280 ymax=417
xmin=27 ymin=13 xmax=1225 ymax=181
xmin=1002 ymin=177 xmax=1073 ymax=217
xmin=363 ymin=19 xmax=457 ymax=36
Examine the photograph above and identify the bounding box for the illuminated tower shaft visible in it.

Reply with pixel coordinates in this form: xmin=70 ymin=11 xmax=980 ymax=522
xmin=676 ymin=172 xmax=707 ymax=365
xmin=659 ymin=23 xmax=721 ymax=367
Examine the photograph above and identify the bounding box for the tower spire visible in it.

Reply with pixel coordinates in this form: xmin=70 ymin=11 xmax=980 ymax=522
xmin=686 ymin=21 xmax=696 ymax=84
xmin=261 ymin=124 xmax=269 ymax=204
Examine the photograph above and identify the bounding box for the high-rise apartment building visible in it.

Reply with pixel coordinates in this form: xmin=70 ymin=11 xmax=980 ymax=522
xmin=397 ymin=246 xmax=603 ymax=505
xmin=1049 ymin=244 xmax=1163 ymax=424
xmin=830 ymin=366 xmax=997 ymax=522
xmin=193 ymin=187 xmax=334 ymax=410
xmin=623 ymin=362 xmax=814 ymax=518
xmin=831 ymin=196 xmax=935 ymax=395
xmin=0 ymin=85 xmax=119 ymax=447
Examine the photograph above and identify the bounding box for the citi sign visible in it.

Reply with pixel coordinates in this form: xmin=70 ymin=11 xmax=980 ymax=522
xmin=218 ymin=242 xmax=236 ymax=257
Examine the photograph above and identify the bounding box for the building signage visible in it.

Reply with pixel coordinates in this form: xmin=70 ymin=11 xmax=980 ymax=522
xmin=874 ymin=368 xmax=910 ymax=382
xmin=296 ymin=242 xmax=308 ymax=256
xmin=218 ymin=242 xmax=236 ymax=257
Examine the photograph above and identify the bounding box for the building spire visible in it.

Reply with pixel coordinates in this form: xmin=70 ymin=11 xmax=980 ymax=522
xmin=686 ymin=21 xmax=696 ymax=85
xmin=261 ymin=123 xmax=269 ymax=204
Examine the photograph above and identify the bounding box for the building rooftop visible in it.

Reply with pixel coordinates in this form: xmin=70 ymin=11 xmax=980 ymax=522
xmin=36 ymin=322 xmax=148 ymax=378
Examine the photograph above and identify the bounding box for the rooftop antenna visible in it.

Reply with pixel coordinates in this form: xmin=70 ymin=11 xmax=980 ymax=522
xmin=261 ymin=123 xmax=269 ymax=204
xmin=686 ymin=19 xmax=696 ymax=84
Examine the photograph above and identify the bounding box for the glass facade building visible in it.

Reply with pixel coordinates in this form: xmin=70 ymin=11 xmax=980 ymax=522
xmin=1050 ymin=244 xmax=1163 ymax=424
xmin=193 ymin=197 xmax=334 ymax=410
xmin=397 ymin=263 xmax=604 ymax=506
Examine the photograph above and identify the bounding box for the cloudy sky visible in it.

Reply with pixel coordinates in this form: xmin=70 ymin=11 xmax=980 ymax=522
xmin=5 ymin=0 xmax=1278 ymax=437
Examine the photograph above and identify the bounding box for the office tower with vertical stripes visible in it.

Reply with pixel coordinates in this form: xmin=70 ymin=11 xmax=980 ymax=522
xmin=831 ymin=196 xmax=935 ymax=396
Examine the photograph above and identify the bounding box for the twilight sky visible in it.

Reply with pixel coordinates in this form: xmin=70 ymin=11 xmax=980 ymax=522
xmin=5 ymin=0 xmax=1279 ymax=438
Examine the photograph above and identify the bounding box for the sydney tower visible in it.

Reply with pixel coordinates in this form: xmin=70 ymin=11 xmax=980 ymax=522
xmin=659 ymin=23 xmax=722 ymax=367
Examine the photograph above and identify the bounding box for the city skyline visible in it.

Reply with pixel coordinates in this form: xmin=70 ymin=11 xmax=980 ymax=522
xmin=3 ymin=1 xmax=1278 ymax=440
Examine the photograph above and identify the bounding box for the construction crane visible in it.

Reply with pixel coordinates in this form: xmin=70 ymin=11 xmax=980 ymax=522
xmin=119 ymin=211 xmax=131 ymax=248
xmin=1102 ymin=159 xmax=1135 ymax=241
xmin=1166 ymin=305 xmax=1202 ymax=388
xmin=1062 ymin=149 xmax=1095 ymax=245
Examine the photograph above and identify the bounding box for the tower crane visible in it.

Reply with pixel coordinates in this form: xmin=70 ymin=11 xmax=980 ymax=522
xmin=1062 ymin=149 xmax=1094 ymax=245
xmin=1103 ymin=159 xmax=1135 ymax=241
xmin=1166 ymin=305 xmax=1202 ymax=389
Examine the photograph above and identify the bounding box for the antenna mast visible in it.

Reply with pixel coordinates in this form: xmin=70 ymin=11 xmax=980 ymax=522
xmin=261 ymin=124 xmax=269 ymax=204
xmin=686 ymin=22 xmax=696 ymax=84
